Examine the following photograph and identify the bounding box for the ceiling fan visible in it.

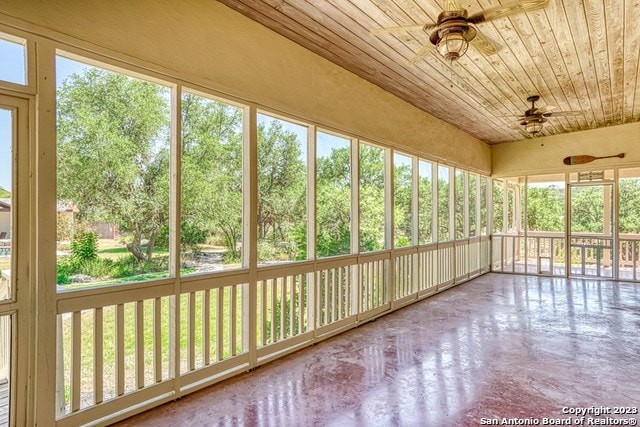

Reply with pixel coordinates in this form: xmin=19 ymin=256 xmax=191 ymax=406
xmin=509 ymin=95 xmax=585 ymax=136
xmin=372 ymin=0 xmax=549 ymax=63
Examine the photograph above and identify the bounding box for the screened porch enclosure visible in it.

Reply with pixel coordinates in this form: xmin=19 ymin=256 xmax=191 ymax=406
xmin=491 ymin=169 xmax=640 ymax=280
xmin=0 ymin=6 xmax=639 ymax=426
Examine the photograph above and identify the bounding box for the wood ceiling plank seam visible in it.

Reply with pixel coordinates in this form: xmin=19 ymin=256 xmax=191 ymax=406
xmin=503 ymin=11 xmax=575 ymax=134
xmin=463 ymin=0 xmax=541 ymax=110
xmin=622 ymin=0 xmax=640 ymax=121
xmin=584 ymin=0 xmax=615 ymax=125
xmin=539 ymin=1 xmax=593 ymax=130
xmin=531 ymin=4 xmax=590 ymax=132
xmin=462 ymin=3 xmax=564 ymax=135
xmin=466 ymin=0 xmax=567 ymax=135
xmin=298 ymin=0 xmax=509 ymax=139
xmin=221 ymin=0 xmax=456 ymax=124
xmin=556 ymin=1 xmax=603 ymax=129
xmin=604 ymin=0 xmax=626 ymax=126
xmin=553 ymin=0 xmax=606 ymax=127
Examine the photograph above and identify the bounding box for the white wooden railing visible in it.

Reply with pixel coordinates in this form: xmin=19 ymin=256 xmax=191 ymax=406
xmin=54 ymin=238 xmax=490 ymax=425
xmin=492 ymin=232 xmax=640 ymax=280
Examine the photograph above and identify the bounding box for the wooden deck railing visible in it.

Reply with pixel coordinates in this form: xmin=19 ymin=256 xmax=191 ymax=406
xmin=54 ymin=237 xmax=491 ymax=426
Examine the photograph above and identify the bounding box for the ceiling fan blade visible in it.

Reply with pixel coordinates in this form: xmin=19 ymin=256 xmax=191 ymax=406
xmin=443 ymin=0 xmax=462 ymax=11
xmin=469 ymin=0 xmax=549 ymax=24
xmin=371 ymin=23 xmax=436 ymax=35
xmin=409 ymin=42 xmax=433 ymax=64
xmin=546 ymin=110 xmax=585 ymax=117
xmin=469 ymin=29 xmax=502 ymax=55
xmin=497 ymin=114 xmax=526 ymax=119
xmin=533 ymin=105 xmax=557 ymax=114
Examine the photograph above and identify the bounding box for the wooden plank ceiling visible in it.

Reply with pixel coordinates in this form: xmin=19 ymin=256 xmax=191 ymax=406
xmin=217 ymin=0 xmax=640 ymax=144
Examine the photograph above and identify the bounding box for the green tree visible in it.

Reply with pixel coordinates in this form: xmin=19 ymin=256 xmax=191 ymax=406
xmin=570 ymin=186 xmax=605 ymax=233
xmin=359 ymin=144 xmax=385 ymax=252
xmin=181 ymin=93 xmax=243 ymax=255
xmin=418 ymin=173 xmax=432 ymax=243
xmin=438 ymin=167 xmax=451 ymax=241
xmin=257 ymin=120 xmax=306 ymax=261
xmin=492 ymin=180 xmax=504 ymax=233
xmin=618 ymin=179 xmax=640 ymax=233
xmin=394 ymin=157 xmax=412 ymax=247
xmin=526 ymin=185 xmax=564 ymax=232
xmin=316 ymin=146 xmax=351 ymax=257
xmin=57 ymin=69 xmax=170 ymax=262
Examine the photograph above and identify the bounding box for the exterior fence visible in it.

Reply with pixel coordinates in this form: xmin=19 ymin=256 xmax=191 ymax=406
xmin=54 ymin=236 xmax=491 ymax=426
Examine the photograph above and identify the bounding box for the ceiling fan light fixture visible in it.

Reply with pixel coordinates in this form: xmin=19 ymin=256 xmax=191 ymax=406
xmin=436 ymin=30 xmax=468 ymax=61
xmin=524 ymin=120 xmax=544 ymax=135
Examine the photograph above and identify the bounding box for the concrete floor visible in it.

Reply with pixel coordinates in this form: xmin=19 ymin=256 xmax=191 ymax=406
xmin=115 ymin=274 xmax=640 ymax=426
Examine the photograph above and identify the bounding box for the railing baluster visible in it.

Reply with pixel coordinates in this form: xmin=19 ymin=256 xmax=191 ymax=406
xmin=136 ymin=300 xmax=144 ymax=389
xmin=268 ymin=279 xmax=274 ymax=343
xmin=94 ymin=308 xmax=103 ymax=405
xmin=216 ymin=287 xmax=223 ymax=361
xmin=153 ymin=297 xmax=162 ymax=383
xmin=338 ymin=267 xmax=344 ymax=319
xmin=188 ymin=292 xmax=196 ymax=371
xmin=116 ymin=303 xmax=125 ymax=397
xmin=261 ymin=281 xmax=267 ymax=346
xmin=71 ymin=311 xmax=81 ymax=412
xmin=203 ymin=290 xmax=210 ymax=366
xmin=289 ymin=276 xmax=295 ymax=336
xmin=231 ymin=285 xmax=237 ymax=356
xmin=298 ymin=274 xmax=304 ymax=333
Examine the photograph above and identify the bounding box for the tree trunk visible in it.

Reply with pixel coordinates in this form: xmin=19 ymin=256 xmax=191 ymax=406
xmin=126 ymin=242 xmax=145 ymax=262
xmin=126 ymin=233 xmax=145 ymax=262
xmin=146 ymin=230 xmax=158 ymax=261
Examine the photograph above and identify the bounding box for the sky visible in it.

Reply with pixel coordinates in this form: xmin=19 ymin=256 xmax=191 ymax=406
xmin=0 ymin=36 xmax=27 ymax=192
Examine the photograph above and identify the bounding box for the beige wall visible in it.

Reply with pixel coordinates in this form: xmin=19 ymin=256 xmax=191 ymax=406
xmin=0 ymin=0 xmax=490 ymax=173
xmin=492 ymin=122 xmax=640 ymax=177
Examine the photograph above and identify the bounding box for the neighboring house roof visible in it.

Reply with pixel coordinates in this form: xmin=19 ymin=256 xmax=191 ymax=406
xmin=0 ymin=199 xmax=10 ymax=212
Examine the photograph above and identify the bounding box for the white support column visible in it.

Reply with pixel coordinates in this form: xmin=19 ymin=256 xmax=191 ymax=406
xmin=459 ymin=170 xmax=467 ymax=239
xmin=411 ymin=156 xmax=419 ymax=247
xmin=449 ymin=167 xmax=455 ymax=241
xmin=306 ymin=125 xmax=317 ymax=331
xmin=350 ymin=139 xmax=360 ymax=316
xmin=385 ymin=148 xmax=393 ymax=304
xmin=613 ymin=170 xmax=619 ymax=280
xmin=432 ymin=163 xmax=438 ymax=243
xmin=411 ymin=156 xmax=419 ymax=294
xmin=307 ymin=126 xmax=316 ymax=261
xmin=34 ymin=41 xmax=58 ymax=425
xmin=564 ymin=173 xmax=570 ymax=278
xmin=169 ymin=83 xmax=182 ymax=391
xmin=244 ymin=104 xmax=258 ymax=365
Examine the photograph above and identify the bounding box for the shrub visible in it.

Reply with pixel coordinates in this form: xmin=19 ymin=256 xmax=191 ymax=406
xmin=56 ymin=256 xmax=81 ymax=284
xmin=109 ymin=256 xmax=137 ymax=278
xmin=79 ymin=258 xmax=113 ymax=278
xmin=222 ymin=249 xmax=241 ymax=264
xmin=71 ymin=230 xmax=99 ymax=262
